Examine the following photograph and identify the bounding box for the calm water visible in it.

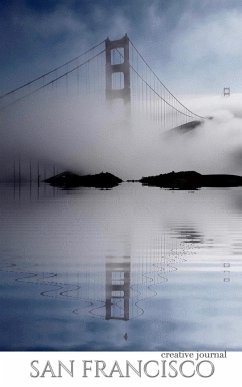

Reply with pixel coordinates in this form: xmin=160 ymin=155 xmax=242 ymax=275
xmin=0 ymin=182 xmax=242 ymax=351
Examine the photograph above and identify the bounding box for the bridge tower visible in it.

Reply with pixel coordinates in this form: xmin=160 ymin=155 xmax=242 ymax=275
xmin=105 ymin=34 xmax=131 ymax=104
xmin=223 ymin=87 xmax=230 ymax=97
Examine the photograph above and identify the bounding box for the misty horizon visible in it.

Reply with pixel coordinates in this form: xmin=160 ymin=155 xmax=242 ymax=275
xmin=1 ymin=91 xmax=242 ymax=182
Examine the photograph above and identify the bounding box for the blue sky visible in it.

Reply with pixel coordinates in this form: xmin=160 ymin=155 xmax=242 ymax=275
xmin=2 ymin=0 xmax=242 ymax=95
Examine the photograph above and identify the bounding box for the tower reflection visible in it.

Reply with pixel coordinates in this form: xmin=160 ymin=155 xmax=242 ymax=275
xmin=105 ymin=255 xmax=131 ymax=321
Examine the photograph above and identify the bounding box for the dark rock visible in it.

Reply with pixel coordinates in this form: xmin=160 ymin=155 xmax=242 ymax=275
xmin=140 ymin=171 xmax=242 ymax=189
xmin=44 ymin=171 xmax=122 ymax=189
xmin=202 ymin=174 xmax=242 ymax=187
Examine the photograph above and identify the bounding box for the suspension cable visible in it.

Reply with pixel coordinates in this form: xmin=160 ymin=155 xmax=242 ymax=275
xmin=0 ymin=49 xmax=105 ymax=110
xmin=129 ymin=39 xmax=206 ymax=120
xmin=115 ymin=48 xmax=194 ymax=119
xmin=0 ymin=40 xmax=105 ymax=100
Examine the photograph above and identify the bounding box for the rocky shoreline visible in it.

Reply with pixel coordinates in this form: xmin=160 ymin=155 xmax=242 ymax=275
xmin=44 ymin=170 xmax=242 ymax=189
xmin=139 ymin=171 xmax=242 ymax=189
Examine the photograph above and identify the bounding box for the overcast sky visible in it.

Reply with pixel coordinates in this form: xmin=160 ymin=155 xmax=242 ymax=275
xmin=1 ymin=0 xmax=242 ymax=95
xmin=1 ymin=0 xmax=242 ymax=179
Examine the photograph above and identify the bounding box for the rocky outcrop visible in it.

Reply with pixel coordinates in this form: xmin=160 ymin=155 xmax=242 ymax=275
xmin=140 ymin=171 xmax=242 ymax=189
xmin=44 ymin=171 xmax=122 ymax=189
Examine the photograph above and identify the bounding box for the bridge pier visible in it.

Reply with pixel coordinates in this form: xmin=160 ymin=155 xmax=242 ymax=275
xmin=105 ymin=34 xmax=131 ymax=105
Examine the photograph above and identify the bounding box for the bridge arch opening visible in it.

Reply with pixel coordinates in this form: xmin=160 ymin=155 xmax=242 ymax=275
xmin=111 ymin=48 xmax=124 ymax=65
xmin=112 ymin=72 xmax=124 ymax=90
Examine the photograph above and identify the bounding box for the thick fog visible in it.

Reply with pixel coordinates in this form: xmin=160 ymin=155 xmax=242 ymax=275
xmin=1 ymin=92 xmax=242 ymax=181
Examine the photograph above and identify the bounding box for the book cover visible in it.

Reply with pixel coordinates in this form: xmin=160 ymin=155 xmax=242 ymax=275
xmin=0 ymin=1 xmax=241 ymax=386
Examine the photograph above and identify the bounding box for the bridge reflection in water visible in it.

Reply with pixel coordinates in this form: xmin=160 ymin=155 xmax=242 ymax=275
xmin=105 ymin=256 xmax=131 ymax=321
xmin=2 ymin=183 xmax=241 ymax=351
xmin=55 ymin=235 xmax=193 ymax=321
xmin=0 ymin=232 xmax=194 ymax=322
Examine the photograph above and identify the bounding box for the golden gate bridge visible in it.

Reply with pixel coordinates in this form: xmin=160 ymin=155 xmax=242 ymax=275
xmin=0 ymin=34 xmax=206 ymax=130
